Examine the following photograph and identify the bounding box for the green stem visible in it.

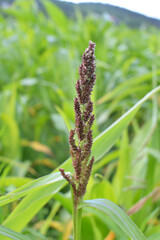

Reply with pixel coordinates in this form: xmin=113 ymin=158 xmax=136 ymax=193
xmin=40 ymin=201 xmax=61 ymax=235
xmin=71 ymin=187 xmax=82 ymax=240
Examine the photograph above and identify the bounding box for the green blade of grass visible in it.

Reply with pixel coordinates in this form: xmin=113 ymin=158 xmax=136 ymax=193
xmin=0 ymin=225 xmax=31 ymax=240
xmin=82 ymin=199 xmax=146 ymax=240
xmin=92 ymin=86 xmax=160 ymax=161
xmin=2 ymin=86 xmax=160 ymax=233
xmin=0 ymin=172 xmax=66 ymax=206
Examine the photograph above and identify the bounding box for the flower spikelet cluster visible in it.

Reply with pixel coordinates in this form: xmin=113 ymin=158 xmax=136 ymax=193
xmin=59 ymin=41 xmax=96 ymax=199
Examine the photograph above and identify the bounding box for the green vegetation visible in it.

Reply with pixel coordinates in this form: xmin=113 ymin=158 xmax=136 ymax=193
xmin=50 ymin=0 xmax=160 ymax=29
xmin=0 ymin=0 xmax=160 ymax=239
xmin=1 ymin=0 xmax=160 ymax=28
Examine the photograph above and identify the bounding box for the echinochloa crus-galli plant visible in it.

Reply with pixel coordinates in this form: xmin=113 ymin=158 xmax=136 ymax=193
xmin=59 ymin=41 xmax=96 ymax=240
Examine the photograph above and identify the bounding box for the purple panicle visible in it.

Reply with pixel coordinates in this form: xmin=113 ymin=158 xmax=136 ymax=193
xmin=60 ymin=41 xmax=96 ymax=199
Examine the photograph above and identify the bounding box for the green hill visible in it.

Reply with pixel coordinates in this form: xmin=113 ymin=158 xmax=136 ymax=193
xmin=1 ymin=0 xmax=160 ymax=28
xmin=51 ymin=0 xmax=160 ymax=28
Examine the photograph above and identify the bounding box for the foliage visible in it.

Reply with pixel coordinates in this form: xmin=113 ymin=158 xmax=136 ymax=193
xmin=0 ymin=0 xmax=160 ymax=239
xmin=1 ymin=0 xmax=160 ymax=28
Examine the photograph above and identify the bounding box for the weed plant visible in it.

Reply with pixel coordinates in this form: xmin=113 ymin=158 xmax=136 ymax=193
xmin=0 ymin=1 xmax=160 ymax=240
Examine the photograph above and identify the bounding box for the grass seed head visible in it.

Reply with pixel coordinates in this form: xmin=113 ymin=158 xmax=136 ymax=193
xmin=60 ymin=41 xmax=96 ymax=199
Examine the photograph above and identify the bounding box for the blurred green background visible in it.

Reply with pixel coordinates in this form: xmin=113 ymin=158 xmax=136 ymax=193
xmin=0 ymin=0 xmax=160 ymax=239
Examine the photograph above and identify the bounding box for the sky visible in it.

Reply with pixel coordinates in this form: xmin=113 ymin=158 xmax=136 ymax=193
xmin=60 ymin=0 xmax=160 ymax=20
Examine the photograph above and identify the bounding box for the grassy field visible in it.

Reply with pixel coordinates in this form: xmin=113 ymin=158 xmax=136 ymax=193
xmin=0 ymin=0 xmax=160 ymax=239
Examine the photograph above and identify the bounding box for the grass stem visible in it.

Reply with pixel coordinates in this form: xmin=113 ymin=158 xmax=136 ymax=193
xmin=71 ymin=187 xmax=82 ymax=240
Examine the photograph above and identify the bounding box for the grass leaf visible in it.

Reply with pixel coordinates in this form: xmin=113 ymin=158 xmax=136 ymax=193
xmin=0 ymin=172 xmax=66 ymax=206
xmin=0 ymin=225 xmax=31 ymax=240
xmin=3 ymin=87 xmax=160 ymax=231
xmin=82 ymin=199 xmax=146 ymax=240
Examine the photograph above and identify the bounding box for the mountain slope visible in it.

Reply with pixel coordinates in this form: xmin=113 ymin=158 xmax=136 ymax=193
xmin=1 ymin=0 xmax=160 ymax=28
xmin=51 ymin=0 xmax=160 ymax=28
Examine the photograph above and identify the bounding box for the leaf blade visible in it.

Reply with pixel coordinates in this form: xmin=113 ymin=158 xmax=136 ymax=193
xmin=92 ymin=86 xmax=160 ymax=161
xmin=82 ymin=199 xmax=146 ymax=240
xmin=0 ymin=172 xmax=66 ymax=206
xmin=0 ymin=225 xmax=31 ymax=240
xmin=3 ymin=87 xmax=160 ymax=231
